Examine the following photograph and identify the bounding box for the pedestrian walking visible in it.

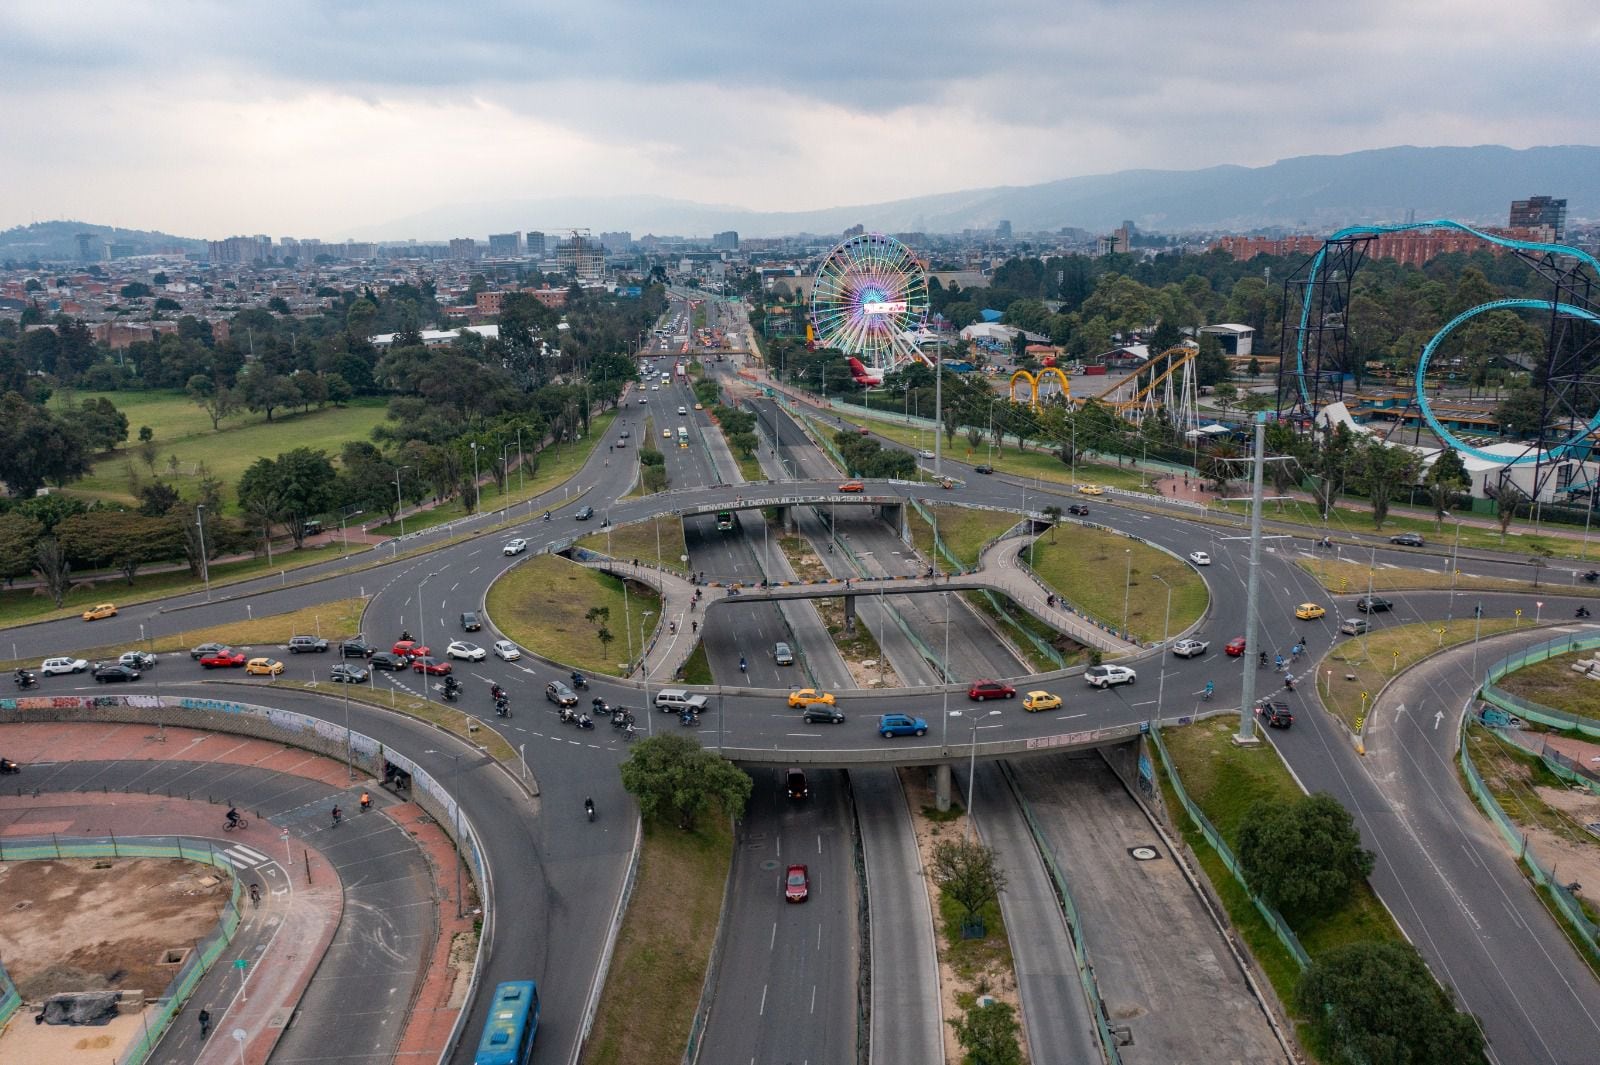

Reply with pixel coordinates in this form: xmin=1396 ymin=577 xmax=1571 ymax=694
xmin=249 ymin=883 xmax=261 ymax=908
xmin=198 ymin=1008 xmax=211 ymax=1038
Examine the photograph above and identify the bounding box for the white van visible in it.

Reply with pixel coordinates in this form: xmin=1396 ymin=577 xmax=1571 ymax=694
xmin=654 ymin=688 xmax=709 ymax=714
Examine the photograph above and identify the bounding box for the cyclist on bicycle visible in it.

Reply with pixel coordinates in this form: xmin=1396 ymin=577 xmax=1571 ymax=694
xmin=1203 ymin=681 xmax=1214 ymax=701
xmin=226 ymin=806 xmax=241 ymax=828
xmin=331 ymin=805 xmax=343 ymax=826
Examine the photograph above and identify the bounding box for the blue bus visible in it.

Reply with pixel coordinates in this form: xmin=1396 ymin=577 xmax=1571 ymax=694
xmin=474 ymin=981 xmax=540 ymax=1065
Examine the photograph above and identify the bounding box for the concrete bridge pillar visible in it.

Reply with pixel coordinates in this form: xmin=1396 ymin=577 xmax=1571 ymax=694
xmin=933 ymin=762 xmax=953 ymax=812
xmin=843 ymin=592 xmax=857 ymax=634
xmin=773 ymin=504 xmax=790 ymax=529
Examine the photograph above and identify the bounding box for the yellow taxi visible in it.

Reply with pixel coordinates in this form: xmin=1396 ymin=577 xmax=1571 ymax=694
xmin=662 ymin=428 xmax=672 ymax=439
xmin=1077 ymin=484 xmax=1104 ymax=496
xmin=1022 ymin=690 xmax=1062 ymax=713
xmin=245 ymin=657 xmax=285 ymax=676
xmin=82 ymin=603 xmax=118 ymax=621
xmin=1294 ymin=602 xmax=1326 ymax=620
xmin=787 ymin=688 xmax=837 ymax=709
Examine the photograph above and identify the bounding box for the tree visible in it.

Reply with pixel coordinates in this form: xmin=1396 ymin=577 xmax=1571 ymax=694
xmin=949 ymin=999 xmax=1024 ymax=1065
xmin=75 ymin=396 xmax=130 ymax=453
xmin=1236 ymin=793 xmax=1375 ymax=918
xmin=1041 ymin=504 xmax=1063 ymax=541
xmin=1351 ymin=437 xmax=1421 ymax=530
xmin=268 ymin=296 xmax=292 ymax=315
xmin=1295 ymin=941 xmax=1487 ymax=1065
xmin=1529 ymin=544 xmax=1553 ymax=588
xmin=137 ymin=425 xmax=159 ymax=474
xmin=619 ymin=733 xmax=752 ymax=830
xmin=929 ymin=837 xmax=1008 ymax=931
xmin=238 ymin=448 xmax=338 ymax=549
xmin=57 ymin=510 xmax=184 ymax=583
xmin=238 ymin=369 xmax=300 ymax=422
xmin=32 ymin=535 xmax=73 ymax=607
xmin=729 ymin=431 xmax=759 ymax=459
xmin=0 ymin=391 xmax=91 ymax=496
xmin=187 ymin=374 xmax=240 ymax=430
xmin=0 ymin=512 xmax=44 ymax=583
xmin=1425 ymin=448 xmax=1470 ymax=529
xmin=1309 ymin=423 xmax=1358 ymax=519
xmin=1495 ymin=482 xmax=1526 ymax=543
xmin=137 ymin=480 xmax=182 ymax=517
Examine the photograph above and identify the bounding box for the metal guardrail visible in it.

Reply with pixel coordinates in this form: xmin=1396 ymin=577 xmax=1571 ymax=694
xmin=1145 ymin=728 xmax=1312 ymax=971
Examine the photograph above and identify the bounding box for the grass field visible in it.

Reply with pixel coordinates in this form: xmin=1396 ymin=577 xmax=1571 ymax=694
xmin=56 ymin=390 xmax=389 ymax=513
xmin=1295 ymin=556 xmax=1600 ymax=597
xmin=1495 ymin=649 xmax=1600 ymax=720
xmin=1319 ymin=618 xmax=1522 ymax=731
xmin=962 ymin=590 xmax=1092 ymax=672
xmin=1158 ymin=716 xmax=1405 ymax=1041
xmin=576 ymin=516 xmax=688 ymax=574
xmin=1028 ymin=527 xmax=1206 ymax=644
xmin=486 ymin=554 xmax=660 ymax=676
xmin=907 ymin=505 xmax=1020 ymax=572
xmin=370 ymin=411 xmax=616 ymax=537
xmin=583 ymin=818 xmax=733 ymax=1065
xmin=0 ymin=541 xmax=351 ymax=628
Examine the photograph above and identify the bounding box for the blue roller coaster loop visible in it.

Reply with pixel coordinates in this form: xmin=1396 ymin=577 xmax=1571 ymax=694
xmin=1293 ymin=220 xmax=1600 ymax=464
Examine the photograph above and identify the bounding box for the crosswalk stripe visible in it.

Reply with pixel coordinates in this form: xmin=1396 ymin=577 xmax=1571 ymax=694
xmin=225 ymin=845 xmax=270 ymax=866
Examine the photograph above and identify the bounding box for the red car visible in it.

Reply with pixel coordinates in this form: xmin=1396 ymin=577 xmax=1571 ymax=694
xmin=838 ymin=481 xmax=865 ymax=493
xmin=1224 ymin=637 xmax=1247 ymax=657
xmin=199 ymin=650 xmax=247 ymax=669
xmin=392 ymin=640 xmax=431 ymax=658
xmin=785 ymin=863 xmax=809 ymax=903
xmin=411 ymin=656 xmax=451 ymax=676
xmin=967 ymin=679 xmax=1016 ymax=701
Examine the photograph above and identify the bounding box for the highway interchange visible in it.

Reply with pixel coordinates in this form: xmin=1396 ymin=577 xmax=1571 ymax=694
xmin=8 ymin=292 xmax=1600 ymax=1063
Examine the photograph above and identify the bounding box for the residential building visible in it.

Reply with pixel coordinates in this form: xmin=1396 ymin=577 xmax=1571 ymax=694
xmin=600 ymin=231 xmax=632 ymax=252
xmin=526 ymin=231 xmax=546 ymax=257
xmin=488 ymin=232 xmax=521 ymax=257
xmin=712 ymin=230 xmax=739 ymax=251
xmin=1509 ymin=195 xmax=1566 ymax=242
xmin=448 ymin=238 xmax=478 ymax=261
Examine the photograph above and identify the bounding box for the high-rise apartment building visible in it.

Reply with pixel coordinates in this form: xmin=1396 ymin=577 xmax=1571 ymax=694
xmin=448 ymin=238 xmax=478 ymax=261
xmin=712 ymin=230 xmax=739 ymax=251
xmin=488 ymin=232 xmax=521 ymax=257
xmin=600 ymin=231 xmax=632 ymax=252
xmin=526 ymin=231 xmax=546 ymax=257
xmin=1509 ymin=195 xmax=1567 ymax=241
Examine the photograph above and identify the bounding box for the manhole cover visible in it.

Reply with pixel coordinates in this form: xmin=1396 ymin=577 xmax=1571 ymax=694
xmin=759 ymin=859 xmax=780 ymax=871
xmin=1129 ymin=846 xmax=1161 ymax=861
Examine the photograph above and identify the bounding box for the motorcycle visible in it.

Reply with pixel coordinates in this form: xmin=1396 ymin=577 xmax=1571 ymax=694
xmin=1584 ymin=571 xmax=1599 ymax=584
xmin=1578 ymin=606 xmax=1593 ymax=619
xmin=585 ymin=798 xmax=596 ymax=822
xmin=570 ymin=672 xmax=589 ymax=690
xmin=438 ymin=682 xmax=458 ymax=702
xmin=0 ymin=757 xmax=21 ymax=775
xmin=611 ymin=710 xmax=636 ymax=729
xmin=679 ymin=709 xmax=699 ymax=727
xmin=13 ymin=670 xmax=38 ymax=689
xmin=591 ymin=697 xmax=614 ymax=716
xmin=495 ymin=700 xmax=512 ymax=719
xmin=575 ymin=714 xmax=595 ymax=730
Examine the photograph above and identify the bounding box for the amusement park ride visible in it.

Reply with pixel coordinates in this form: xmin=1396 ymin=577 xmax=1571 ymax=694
xmin=1279 ymin=221 xmax=1600 ymax=503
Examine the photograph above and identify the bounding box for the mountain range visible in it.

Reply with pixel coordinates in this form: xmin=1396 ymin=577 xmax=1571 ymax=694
xmin=4 ymin=145 xmax=1597 ymax=257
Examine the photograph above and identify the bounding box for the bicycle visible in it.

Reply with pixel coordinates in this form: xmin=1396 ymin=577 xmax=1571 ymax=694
xmin=249 ymin=884 xmax=261 ymax=908
xmin=224 ymin=816 xmax=249 ymax=832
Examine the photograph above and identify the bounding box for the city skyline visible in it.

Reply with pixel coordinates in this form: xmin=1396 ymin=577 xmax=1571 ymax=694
xmin=5 ymin=1 xmax=1600 ymax=237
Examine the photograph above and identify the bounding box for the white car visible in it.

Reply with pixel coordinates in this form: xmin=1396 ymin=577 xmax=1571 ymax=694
xmin=1171 ymin=638 xmax=1210 ymax=658
xmin=1188 ymin=551 xmax=1211 ymax=566
xmin=41 ymin=656 xmax=89 ymax=676
xmin=919 ymin=449 xmax=935 ymax=459
xmin=503 ymin=538 xmax=528 ymax=556
xmin=446 ymin=641 xmax=486 ymax=662
xmin=493 ymin=640 xmax=522 ymax=661
xmin=1084 ymin=664 xmax=1137 ymax=689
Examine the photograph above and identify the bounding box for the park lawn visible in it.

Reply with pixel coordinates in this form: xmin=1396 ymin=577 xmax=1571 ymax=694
xmin=907 ymin=504 xmax=1021 ymax=571
xmin=1028 ymin=527 xmax=1207 ymax=645
xmin=961 ymin=591 xmax=1091 ymax=673
xmin=1216 ymin=496 xmax=1595 ymax=561
xmin=825 ymin=405 xmax=1153 ymax=493
xmin=1319 ymin=618 xmax=1523 ymax=732
xmin=370 ymin=411 xmax=616 ymax=536
xmin=583 ymin=817 xmax=734 ymax=1065
xmin=734 ymin=451 xmax=765 ymax=483
xmin=1495 ymin=649 xmax=1600 ymax=721
xmin=0 ymin=541 xmax=349 ymax=628
xmin=2 ymin=596 xmax=367 ymax=669
xmin=60 ymin=392 xmax=388 ymax=513
xmin=576 ymin=517 xmax=689 ymax=574
xmin=1295 ymin=557 xmax=1600 ymax=597
xmin=624 ymin=416 xmax=660 ymax=500
xmin=1158 ymin=716 xmax=1405 ymax=1037
xmin=486 ymin=553 xmax=660 ymax=677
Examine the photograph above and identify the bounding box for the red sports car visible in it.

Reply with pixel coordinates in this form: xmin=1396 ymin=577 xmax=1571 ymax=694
xmin=199 ymin=650 xmax=247 ymax=669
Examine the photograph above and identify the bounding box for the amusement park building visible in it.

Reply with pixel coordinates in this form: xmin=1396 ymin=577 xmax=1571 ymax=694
xmin=1210 ymin=226 xmax=1558 ymax=267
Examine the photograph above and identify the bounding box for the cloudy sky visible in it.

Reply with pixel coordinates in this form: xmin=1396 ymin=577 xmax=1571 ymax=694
xmin=3 ymin=0 xmax=1597 ymax=238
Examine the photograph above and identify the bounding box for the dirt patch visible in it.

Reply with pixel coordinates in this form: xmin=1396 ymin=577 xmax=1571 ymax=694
xmin=897 ymin=768 xmax=1030 ymax=1064
xmin=0 ymin=858 xmax=227 ymax=999
xmin=1529 ymin=786 xmax=1600 ymax=902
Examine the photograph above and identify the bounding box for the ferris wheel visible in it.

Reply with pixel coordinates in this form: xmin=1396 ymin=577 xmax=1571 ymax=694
xmin=810 ymin=233 xmax=931 ymax=374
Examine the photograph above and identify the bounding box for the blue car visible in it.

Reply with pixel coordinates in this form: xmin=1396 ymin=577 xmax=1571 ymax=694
xmin=878 ymin=713 xmax=928 ymax=738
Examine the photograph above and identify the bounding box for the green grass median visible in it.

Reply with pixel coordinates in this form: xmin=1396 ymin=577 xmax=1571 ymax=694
xmin=486 ymin=554 xmax=660 ymax=677
xmin=1028 ymin=526 xmax=1205 ymax=643
xmin=576 ymin=516 xmax=688 ymax=574
xmin=1318 ymin=619 xmax=1522 ymax=732
xmin=1494 ymin=649 xmax=1600 ymax=720
xmin=906 ymin=504 xmax=1019 ymax=572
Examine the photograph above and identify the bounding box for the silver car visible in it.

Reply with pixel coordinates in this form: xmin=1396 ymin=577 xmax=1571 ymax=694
xmin=1171 ymin=638 xmax=1209 ymax=659
xmin=493 ymin=640 xmax=522 ymax=661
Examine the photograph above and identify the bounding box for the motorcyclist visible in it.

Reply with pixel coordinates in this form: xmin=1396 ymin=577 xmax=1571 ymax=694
xmin=399 ymin=630 xmax=413 ymax=643
xmin=1579 ymin=605 xmax=1593 ymax=619
xmin=543 ymin=510 xmax=551 ymax=522
xmin=570 ymin=670 xmax=585 ymax=688
xmin=739 ymin=655 xmax=747 ymax=673
xmin=226 ymin=806 xmax=241 ymax=828
xmin=490 ymin=683 xmax=506 ymax=701
xmin=331 ymin=805 xmax=343 ymax=826
xmin=1258 ymin=651 xmax=1268 ymax=668
xmin=360 ymin=791 xmax=371 ymax=812
xmin=584 ymin=796 xmax=595 ymax=821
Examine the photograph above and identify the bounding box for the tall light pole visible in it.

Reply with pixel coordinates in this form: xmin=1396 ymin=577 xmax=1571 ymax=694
xmin=1153 ymin=573 xmax=1173 ymax=725
xmin=469 ymin=442 xmax=481 ymax=513
xmin=1447 ymin=521 xmax=1462 ymax=621
xmin=339 ymin=507 xmax=362 ymax=557
xmin=516 ymin=428 xmax=525 ymax=497
xmin=196 ymin=504 xmax=211 ymax=602
xmin=933 ymin=339 xmax=944 ymax=478
xmin=418 ymin=571 xmax=439 ymax=699
xmin=964 ymin=709 xmax=1003 ymax=841
xmin=639 ymin=611 xmax=655 ymax=735
xmin=394 ymin=465 xmax=412 ymax=536
xmin=501 ymin=443 xmax=511 ymax=521
xmin=1121 ymin=548 xmax=1133 ymax=638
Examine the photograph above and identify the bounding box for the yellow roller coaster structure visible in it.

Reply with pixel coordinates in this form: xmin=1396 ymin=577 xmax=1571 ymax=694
xmin=1008 ymin=366 xmax=1071 ymax=407
xmin=1007 ymin=346 xmax=1200 ymax=432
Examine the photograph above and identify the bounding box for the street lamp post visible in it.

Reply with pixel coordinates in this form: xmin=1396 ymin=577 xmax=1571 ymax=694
xmin=196 ymin=504 xmax=211 ymax=602
xmin=965 ymin=710 xmax=1003 ymax=841
xmin=339 ymin=507 xmax=363 ymax=557
xmin=418 ymin=571 xmax=438 ymax=699
xmin=639 ymin=611 xmax=655 ymax=734
xmin=394 ymin=465 xmax=412 ymax=537
xmin=469 ymin=442 xmax=481 ymax=514
xmin=1121 ymin=548 xmax=1132 ymax=638
xmin=1153 ymin=573 xmax=1172 ymax=725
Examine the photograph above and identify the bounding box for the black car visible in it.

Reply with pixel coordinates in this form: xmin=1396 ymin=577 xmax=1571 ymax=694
xmin=460 ymin=611 xmax=481 ymax=632
xmin=340 ymin=639 xmax=376 ymax=658
xmin=93 ymin=664 xmax=141 ymax=683
xmin=369 ymin=652 xmax=409 ymax=671
xmin=1068 ymin=503 xmax=1090 ymax=516
xmin=575 ymin=506 xmax=595 ymax=521
xmin=974 ymin=464 xmax=994 ymax=474
xmin=1389 ymin=532 xmax=1425 ymax=547
xmin=802 ymin=705 xmax=845 ymax=725
xmin=1356 ymin=595 xmax=1394 ymax=613
xmin=1257 ymin=701 xmax=1294 ymax=729
xmin=330 ymin=664 xmax=369 ymax=684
